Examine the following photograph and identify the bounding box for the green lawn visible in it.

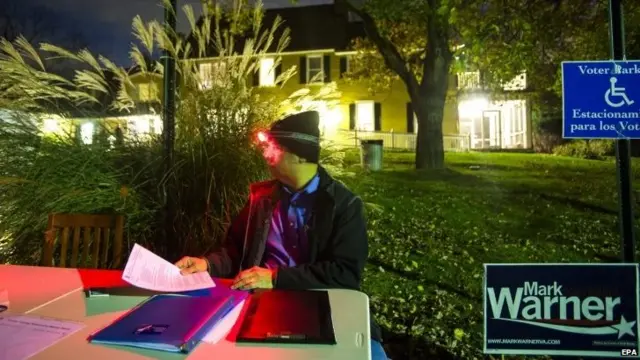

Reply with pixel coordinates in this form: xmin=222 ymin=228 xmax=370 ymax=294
xmin=337 ymin=151 xmax=640 ymax=359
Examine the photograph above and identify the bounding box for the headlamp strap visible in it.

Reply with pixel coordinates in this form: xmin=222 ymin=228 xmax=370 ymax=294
xmin=268 ymin=130 xmax=319 ymax=144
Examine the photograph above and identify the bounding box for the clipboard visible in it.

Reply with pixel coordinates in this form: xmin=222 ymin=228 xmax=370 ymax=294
xmin=236 ymin=290 xmax=336 ymax=345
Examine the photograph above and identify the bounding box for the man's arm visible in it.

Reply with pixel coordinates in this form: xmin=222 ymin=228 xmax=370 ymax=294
xmin=273 ymin=196 xmax=368 ymax=290
xmin=204 ymin=200 xmax=250 ymax=278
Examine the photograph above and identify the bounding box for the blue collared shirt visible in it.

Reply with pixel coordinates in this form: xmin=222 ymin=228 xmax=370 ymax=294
xmin=262 ymin=174 xmax=320 ymax=269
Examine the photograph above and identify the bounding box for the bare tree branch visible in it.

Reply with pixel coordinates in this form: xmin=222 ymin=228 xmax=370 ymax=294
xmin=420 ymin=0 xmax=452 ymax=91
xmin=335 ymin=0 xmax=420 ymax=93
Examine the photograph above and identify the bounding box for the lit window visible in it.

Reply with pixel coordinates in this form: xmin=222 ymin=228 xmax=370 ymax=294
xmin=355 ymin=101 xmax=375 ymax=131
xmin=80 ymin=122 xmax=94 ymax=144
xmin=137 ymin=83 xmax=158 ymax=102
xmin=307 ymin=55 xmax=324 ymax=84
xmin=126 ymin=115 xmax=161 ymax=138
xmin=43 ymin=118 xmax=58 ymax=133
xmin=200 ymin=62 xmax=227 ymax=89
xmin=200 ymin=63 xmax=212 ymax=89
xmin=153 ymin=117 xmax=163 ymax=135
xmin=259 ymin=57 xmax=276 ymax=87
xmin=129 ymin=117 xmax=150 ymax=135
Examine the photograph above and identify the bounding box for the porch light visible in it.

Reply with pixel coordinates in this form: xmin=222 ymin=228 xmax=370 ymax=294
xmin=458 ymin=97 xmax=489 ymax=118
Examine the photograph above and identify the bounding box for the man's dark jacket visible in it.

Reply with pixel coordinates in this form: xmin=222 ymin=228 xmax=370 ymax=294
xmin=205 ymin=166 xmax=382 ymax=342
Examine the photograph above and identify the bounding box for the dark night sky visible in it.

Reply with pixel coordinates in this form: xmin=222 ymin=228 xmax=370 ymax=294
xmin=4 ymin=0 xmax=330 ymax=65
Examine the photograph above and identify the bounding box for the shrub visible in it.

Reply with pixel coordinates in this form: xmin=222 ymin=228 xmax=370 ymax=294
xmin=552 ymin=139 xmax=614 ymax=160
xmin=531 ymin=92 xmax=563 ymax=153
xmin=588 ymin=139 xmax=615 ymax=158
xmin=0 ymin=116 xmax=151 ymax=264
xmin=533 ymin=131 xmax=562 ymax=153
xmin=0 ymin=0 xmax=294 ymax=263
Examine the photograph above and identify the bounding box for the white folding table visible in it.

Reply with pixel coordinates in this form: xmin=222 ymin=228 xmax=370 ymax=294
xmin=0 ymin=265 xmax=371 ymax=360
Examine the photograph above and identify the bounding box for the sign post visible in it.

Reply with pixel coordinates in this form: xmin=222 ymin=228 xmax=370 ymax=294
xmin=561 ymin=0 xmax=637 ymax=263
xmin=162 ymin=0 xmax=177 ymax=259
xmin=609 ymin=0 xmax=636 ymax=263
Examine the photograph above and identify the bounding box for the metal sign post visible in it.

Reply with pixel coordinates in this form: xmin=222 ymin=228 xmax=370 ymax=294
xmin=163 ymin=0 xmax=177 ymax=258
xmin=562 ymin=0 xmax=637 ymax=263
xmin=609 ymin=0 xmax=636 ymax=263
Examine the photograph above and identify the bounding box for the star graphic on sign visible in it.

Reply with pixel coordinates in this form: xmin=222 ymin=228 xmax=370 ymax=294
xmin=611 ymin=316 xmax=637 ymax=339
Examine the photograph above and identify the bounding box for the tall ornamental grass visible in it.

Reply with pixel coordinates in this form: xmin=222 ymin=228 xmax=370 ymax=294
xmin=0 ymin=0 xmax=325 ymax=264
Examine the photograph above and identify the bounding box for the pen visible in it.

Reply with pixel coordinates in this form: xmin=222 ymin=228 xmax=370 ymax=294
xmin=86 ymin=288 xmax=110 ymax=297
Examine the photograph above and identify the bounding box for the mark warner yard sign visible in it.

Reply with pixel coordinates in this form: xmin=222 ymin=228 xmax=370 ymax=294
xmin=562 ymin=60 xmax=640 ymax=139
xmin=484 ymin=264 xmax=640 ymax=358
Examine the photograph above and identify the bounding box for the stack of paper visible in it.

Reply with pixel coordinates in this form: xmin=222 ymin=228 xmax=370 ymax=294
xmin=122 ymin=244 xmax=215 ymax=292
xmin=202 ymin=299 xmax=246 ymax=345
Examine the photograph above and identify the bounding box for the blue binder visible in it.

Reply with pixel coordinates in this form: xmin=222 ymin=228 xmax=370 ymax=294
xmin=89 ymin=289 xmax=247 ymax=353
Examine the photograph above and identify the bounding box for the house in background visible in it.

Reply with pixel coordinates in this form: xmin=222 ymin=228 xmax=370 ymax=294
xmin=120 ymin=69 xmax=164 ymax=139
xmin=125 ymin=3 xmax=533 ymax=151
xmin=30 ymin=65 xmax=164 ymax=145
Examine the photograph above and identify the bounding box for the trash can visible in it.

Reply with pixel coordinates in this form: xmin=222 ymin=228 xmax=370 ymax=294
xmin=360 ymin=139 xmax=383 ymax=171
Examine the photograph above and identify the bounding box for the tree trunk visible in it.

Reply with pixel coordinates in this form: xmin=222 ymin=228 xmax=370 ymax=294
xmin=414 ymin=91 xmax=446 ymax=169
xmin=413 ymin=7 xmax=452 ymax=170
xmin=335 ymin=0 xmax=453 ymax=169
xmin=413 ymin=50 xmax=450 ymax=170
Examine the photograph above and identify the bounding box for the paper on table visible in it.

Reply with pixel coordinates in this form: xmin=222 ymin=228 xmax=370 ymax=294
xmin=0 ymin=314 xmax=84 ymax=360
xmin=122 ymin=243 xmax=215 ymax=292
xmin=202 ymin=299 xmax=245 ymax=345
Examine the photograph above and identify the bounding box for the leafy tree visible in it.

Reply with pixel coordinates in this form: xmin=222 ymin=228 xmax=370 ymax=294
xmin=335 ymin=0 xmax=456 ymax=169
xmin=329 ymin=0 xmax=640 ymax=168
xmin=467 ymin=0 xmax=640 ymax=152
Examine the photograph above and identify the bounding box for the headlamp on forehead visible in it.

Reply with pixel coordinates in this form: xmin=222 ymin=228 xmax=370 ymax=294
xmin=256 ymin=131 xmax=269 ymax=143
xmin=255 ymin=130 xmax=320 ymax=145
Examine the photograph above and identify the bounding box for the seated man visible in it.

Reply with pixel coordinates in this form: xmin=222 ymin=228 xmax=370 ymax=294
xmin=175 ymin=110 xmax=387 ymax=360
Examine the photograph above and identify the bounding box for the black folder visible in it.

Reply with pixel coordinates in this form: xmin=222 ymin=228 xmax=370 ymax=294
xmin=236 ymin=290 xmax=336 ymax=345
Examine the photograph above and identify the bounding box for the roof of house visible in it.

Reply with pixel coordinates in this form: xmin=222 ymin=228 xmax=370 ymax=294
xmin=187 ymin=4 xmax=365 ymax=58
xmin=263 ymin=4 xmax=363 ymax=52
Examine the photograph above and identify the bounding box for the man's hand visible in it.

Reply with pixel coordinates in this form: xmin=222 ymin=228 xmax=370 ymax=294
xmin=175 ymin=256 xmax=208 ymax=275
xmin=231 ymin=266 xmax=275 ymax=290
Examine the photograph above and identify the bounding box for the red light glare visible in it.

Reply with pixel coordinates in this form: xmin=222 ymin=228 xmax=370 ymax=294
xmin=257 ymin=131 xmax=268 ymax=142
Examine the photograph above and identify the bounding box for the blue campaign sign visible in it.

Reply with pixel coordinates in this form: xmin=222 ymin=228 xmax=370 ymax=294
xmin=484 ymin=264 xmax=640 ymax=358
xmin=562 ymin=60 xmax=640 ymax=139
